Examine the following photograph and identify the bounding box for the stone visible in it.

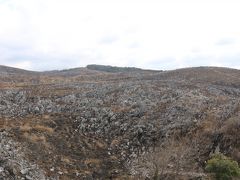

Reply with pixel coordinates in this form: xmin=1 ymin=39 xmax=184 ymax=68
xmin=20 ymin=169 xmax=29 ymax=175
xmin=0 ymin=167 xmax=4 ymax=173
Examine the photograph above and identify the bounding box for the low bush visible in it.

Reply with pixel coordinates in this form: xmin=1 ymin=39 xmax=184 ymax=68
xmin=205 ymin=153 xmax=240 ymax=180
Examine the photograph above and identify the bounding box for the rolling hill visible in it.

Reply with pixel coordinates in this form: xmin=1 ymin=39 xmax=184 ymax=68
xmin=0 ymin=65 xmax=240 ymax=179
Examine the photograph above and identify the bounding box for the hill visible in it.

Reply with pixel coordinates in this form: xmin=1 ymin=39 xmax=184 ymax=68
xmin=0 ymin=65 xmax=240 ymax=179
xmin=86 ymin=64 xmax=160 ymax=73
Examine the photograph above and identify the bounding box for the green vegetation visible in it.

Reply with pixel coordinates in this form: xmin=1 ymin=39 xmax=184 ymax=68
xmin=86 ymin=64 xmax=144 ymax=73
xmin=205 ymin=153 xmax=240 ymax=180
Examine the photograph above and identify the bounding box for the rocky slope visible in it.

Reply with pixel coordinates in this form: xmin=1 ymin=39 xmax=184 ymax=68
xmin=0 ymin=65 xmax=240 ymax=179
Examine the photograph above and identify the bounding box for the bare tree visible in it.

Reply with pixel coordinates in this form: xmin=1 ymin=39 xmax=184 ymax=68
xmin=129 ymin=137 xmax=198 ymax=179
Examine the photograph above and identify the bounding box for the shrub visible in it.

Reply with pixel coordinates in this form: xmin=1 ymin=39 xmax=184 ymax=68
xmin=205 ymin=153 xmax=240 ymax=180
xmin=220 ymin=117 xmax=240 ymax=149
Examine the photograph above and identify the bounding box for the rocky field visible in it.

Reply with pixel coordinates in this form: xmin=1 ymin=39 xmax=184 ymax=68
xmin=0 ymin=65 xmax=240 ymax=179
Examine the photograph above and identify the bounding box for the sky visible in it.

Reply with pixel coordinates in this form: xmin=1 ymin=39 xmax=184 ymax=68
xmin=0 ymin=0 xmax=240 ymax=71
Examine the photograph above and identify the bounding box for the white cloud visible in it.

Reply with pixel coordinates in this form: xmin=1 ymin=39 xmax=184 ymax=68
xmin=0 ymin=0 xmax=240 ymax=70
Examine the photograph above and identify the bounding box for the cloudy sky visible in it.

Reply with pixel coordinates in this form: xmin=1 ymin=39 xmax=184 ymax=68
xmin=0 ymin=0 xmax=240 ymax=71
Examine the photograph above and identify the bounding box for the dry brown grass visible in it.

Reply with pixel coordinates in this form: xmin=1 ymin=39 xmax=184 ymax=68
xmin=111 ymin=106 xmax=131 ymax=113
xmin=0 ymin=119 xmax=6 ymax=129
xmin=43 ymin=114 xmax=51 ymax=119
xmin=19 ymin=123 xmax=32 ymax=132
xmin=110 ymin=155 xmax=118 ymax=161
xmin=19 ymin=123 xmax=54 ymax=133
xmin=84 ymin=159 xmax=101 ymax=167
xmin=110 ymin=139 xmax=120 ymax=147
xmin=95 ymin=141 xmax=106 ymax=149
xmin=220 ymin=117 xmax=240 ymax=158
xmin=23 ymin=132 xmax=46 ymax=143
xmin=33 ymin=125 xmax=54 ymax=133
xmin=198 ymin=114 xmax=220 ymax=134
xmin=61 ymin=156 xmax=71 ymax=164
xmin=220 ymin=117 xmax=240 ymax=135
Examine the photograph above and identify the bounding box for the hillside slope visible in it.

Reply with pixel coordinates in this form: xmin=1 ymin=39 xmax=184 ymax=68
xmin=0 ymin=65 xmax=240 ymax=179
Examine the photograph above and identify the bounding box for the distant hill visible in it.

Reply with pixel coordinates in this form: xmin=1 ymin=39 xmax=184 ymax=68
xmin=0 ymin=64 xmax=160 ymax=76
xmin=0 ymin=65 xmax=37 ymax=75
xmin=86 ymin=64 xmax=160 ymax=73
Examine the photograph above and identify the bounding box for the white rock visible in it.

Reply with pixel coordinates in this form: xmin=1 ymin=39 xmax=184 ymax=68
xmin=20 ymin=169 xmax=28 ymax=175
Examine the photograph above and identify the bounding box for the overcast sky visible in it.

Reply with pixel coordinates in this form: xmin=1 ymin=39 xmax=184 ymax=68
xmin=0 ymin=0 xmax=240 ymax=71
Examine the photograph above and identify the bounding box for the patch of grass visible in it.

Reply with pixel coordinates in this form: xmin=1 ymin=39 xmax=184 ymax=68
xmin=33 ymin=125 xmax=54 ymax=133
xmin=23 ymin=132 xmax=46 ymax=143
xmin=19 ymin=123 xmax=32 ymax=131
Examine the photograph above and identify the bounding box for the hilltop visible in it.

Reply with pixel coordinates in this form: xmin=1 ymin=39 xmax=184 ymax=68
xmin=0 ymin=65 xmax=240 ymax=179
